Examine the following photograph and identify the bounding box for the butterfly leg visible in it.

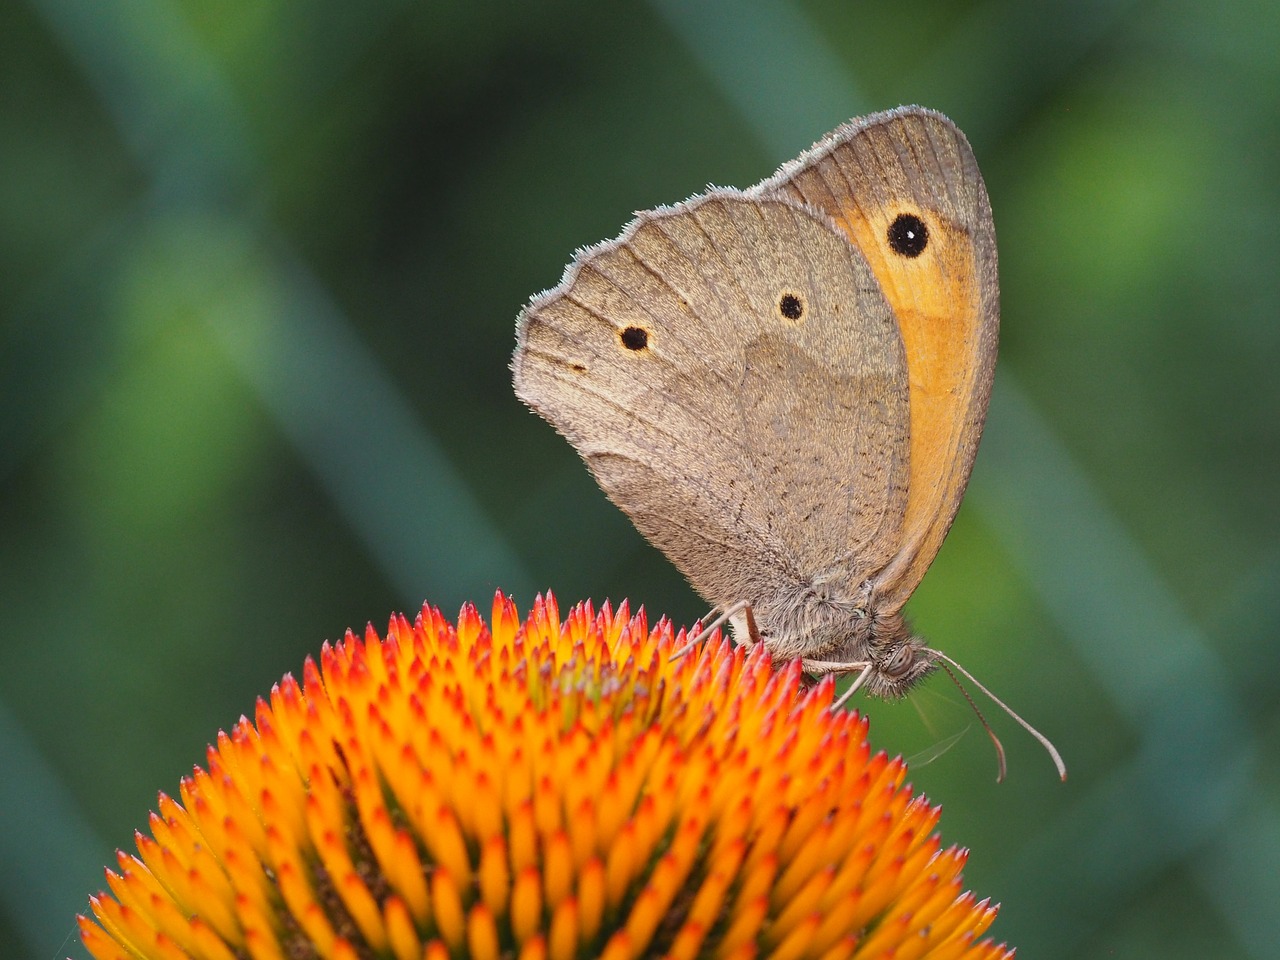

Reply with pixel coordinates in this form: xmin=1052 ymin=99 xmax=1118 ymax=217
xmin=669 ymin=600 xmax=757 ymax=661
xmin=793 ymin=658 xmax=875 ymax=712
xmin=800 ymin=657 xmax=871 ymax=675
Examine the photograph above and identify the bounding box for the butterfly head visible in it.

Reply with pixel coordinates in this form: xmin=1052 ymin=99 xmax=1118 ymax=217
xmin=860 ymin=612 xmax=938 ymax=699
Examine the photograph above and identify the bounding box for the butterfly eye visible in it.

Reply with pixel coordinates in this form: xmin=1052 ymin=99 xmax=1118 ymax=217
xmin=884 ymin=645 xmax=915 ymax=678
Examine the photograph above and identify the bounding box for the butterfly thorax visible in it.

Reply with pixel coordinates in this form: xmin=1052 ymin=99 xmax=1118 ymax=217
xmin=736 ymin=583 xmax=938 ymax=700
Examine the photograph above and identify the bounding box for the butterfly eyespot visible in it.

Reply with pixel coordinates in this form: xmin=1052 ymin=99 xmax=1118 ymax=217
xmin=887 ymin=212 xmax=929 ymax=257
xmin=619 ymin=326 xmax=649 ymax=351
xmin=776 ymin=290 xmax=806 ymax=322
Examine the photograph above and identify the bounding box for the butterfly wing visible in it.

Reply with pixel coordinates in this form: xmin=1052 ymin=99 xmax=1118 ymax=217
xmin=514 ymin=192 xmax=911 ymax=620
xmin=754 ymin=107 xmax=999 ymax=610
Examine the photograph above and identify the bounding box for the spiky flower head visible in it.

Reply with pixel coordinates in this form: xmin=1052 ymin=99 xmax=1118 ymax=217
xmin=80 ymin=592 xmax=1013 ymax=960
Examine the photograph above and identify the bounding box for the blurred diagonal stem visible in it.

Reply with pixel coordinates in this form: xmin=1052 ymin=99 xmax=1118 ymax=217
xmin=26 ymin=0 xmax=533 ymax=607
xmin=9 ymin=0 xmax=533 ymax=954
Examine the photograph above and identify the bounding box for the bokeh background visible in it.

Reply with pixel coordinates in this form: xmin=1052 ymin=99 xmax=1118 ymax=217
xmin=3 ymin=1 xmax=1278 ymax=957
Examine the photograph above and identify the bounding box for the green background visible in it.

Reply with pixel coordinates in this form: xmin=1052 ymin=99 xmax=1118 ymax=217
xmin=3 ymin=1 xmax=1277 ymax=958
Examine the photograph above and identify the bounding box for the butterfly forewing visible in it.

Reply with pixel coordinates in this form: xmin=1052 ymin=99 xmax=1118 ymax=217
xmin=754 ymin=107 xmax=999 ymax=608
xmin=514 ymin=192 xmax=912 ymax=617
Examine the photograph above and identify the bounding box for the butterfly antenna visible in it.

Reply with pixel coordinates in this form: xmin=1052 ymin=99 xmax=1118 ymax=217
xmin=934 ymin=659 xmax=1007 ymax=782
xmin=930 ymin=649 xmax=1068 ymax=782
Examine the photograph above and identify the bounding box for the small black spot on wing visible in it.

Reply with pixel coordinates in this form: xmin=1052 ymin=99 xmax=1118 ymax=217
xmin=620 ymin=326 xmax=649 ymax=351
xmin=776 ymin=289 xmax=807 ymax=323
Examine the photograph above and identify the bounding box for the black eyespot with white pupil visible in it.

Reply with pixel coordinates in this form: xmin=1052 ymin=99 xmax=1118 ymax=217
xmin=777 ymin=290 xmax=806 ymax=322
xmin=620 ymin=326 xmax=649 ymax=350
xmin=887 ymin=213 xmax=929 ymax=257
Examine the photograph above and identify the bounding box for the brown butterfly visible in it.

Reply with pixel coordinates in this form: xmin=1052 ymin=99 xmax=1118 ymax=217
xmin=514 ymin=107 xmax=1063 ymax=780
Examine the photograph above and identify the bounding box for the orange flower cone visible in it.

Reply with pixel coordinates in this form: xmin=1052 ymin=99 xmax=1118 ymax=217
xmin=79 ymin=592 xmax=1014 ymax=960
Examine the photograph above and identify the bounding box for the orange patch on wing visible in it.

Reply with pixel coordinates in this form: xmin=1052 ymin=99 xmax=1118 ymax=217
xmin=828 ymin=203 xmax=983 ymax=580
